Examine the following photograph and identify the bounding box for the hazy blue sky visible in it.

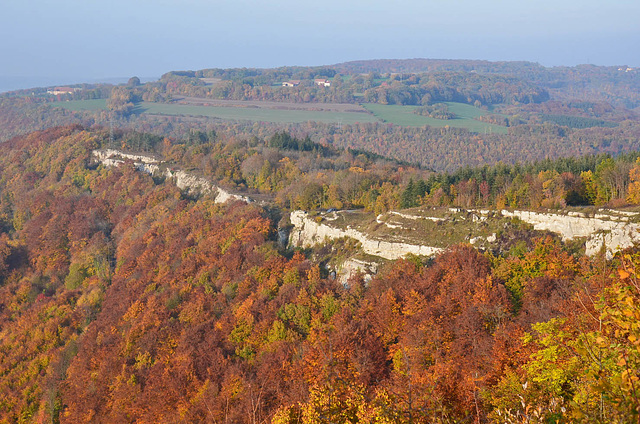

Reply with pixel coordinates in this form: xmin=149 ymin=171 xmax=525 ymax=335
xmin=1 ymin=0 xmax=639 ymax=88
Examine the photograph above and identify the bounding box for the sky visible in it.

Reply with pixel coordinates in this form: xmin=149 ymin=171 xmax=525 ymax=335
xmin=1 ymin=0 xmax=639 ymax=90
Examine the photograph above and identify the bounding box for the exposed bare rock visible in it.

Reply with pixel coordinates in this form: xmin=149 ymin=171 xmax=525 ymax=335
xmin=92 ymin=149 xmax=253 ymax=204
xmin=289 ymin=210 xmax=443 ymax=260
xmin=490 ymin=209 xmax=640 ymax=259
xmin=337 ymin=258 xmax=378 ymax=285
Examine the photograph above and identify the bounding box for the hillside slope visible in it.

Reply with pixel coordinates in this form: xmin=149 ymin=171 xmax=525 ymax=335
xmin=0 ymin=127 xmax=639 ymax=422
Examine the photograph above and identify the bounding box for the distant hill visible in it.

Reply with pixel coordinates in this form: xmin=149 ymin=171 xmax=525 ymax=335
xmin=2 ymin=58 xmax=640 ymax=174
xmin=331 ymin=58 xmax=640 ymax=108
xmin=331 ymin=58 xmax=546 ymax=74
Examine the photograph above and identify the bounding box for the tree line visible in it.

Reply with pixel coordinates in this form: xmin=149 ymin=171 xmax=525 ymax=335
xmin=102 ymin=126 xmax=640 ymax=214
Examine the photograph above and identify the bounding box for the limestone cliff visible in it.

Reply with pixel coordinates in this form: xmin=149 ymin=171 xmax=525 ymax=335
xmin=496 ymin=210 xmax=640 ymax=258
xmin=92 ymin=149 xmax=252 ymax=204
xmin=289 ymin=210 xmax=444 ymax=260
xmin=93 ymin=150 xmax=640 ymax=261
xmin=290 ymin=208 xmax=640 ymax=261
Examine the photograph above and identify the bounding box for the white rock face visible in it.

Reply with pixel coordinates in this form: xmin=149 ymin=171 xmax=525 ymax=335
xmin=101 ymin=158 xmax=125 ymax=167
xmin=499 ymin=210 xmax=640 ymax=259
xmin=584 ymin=227 xmax=640 ymax=257
xmin=291 ymin=208 xmax=640 ymax=261
xmin=289 ymin=211 xmax=444 ymax=260
xmin=338 ymin=258 xmax=378 ymax=285
xmin=134 ymin=163 xmax=160 ymax=175
xmin=499 ymin=210 xmax=632 ymax=240
xmin=389 ymin=211 xmax=444 ymax=222
xmin=92 ymin=149 xmax=252 ymax=204
xmin=93 ymin=150 xmax=640 ymax=260
xmin=93 ymin=149 xmax=160 ymax=164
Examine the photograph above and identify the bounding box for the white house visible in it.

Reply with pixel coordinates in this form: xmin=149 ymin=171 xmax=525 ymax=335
xmin=47 ymin=87 xmax=77 ymax=95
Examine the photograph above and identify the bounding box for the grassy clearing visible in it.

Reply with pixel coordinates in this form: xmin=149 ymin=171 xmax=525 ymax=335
xmin=54 ymin=99 xmax=505 ymax=132
xmin=173 ymin=97 xmax=367 ymax=113
xmin=321 ymin=207 xmax=520 ymax=248
xmin=362 ymin=102 xmax=508 ymax=134
xmin=199 ymin=78 xmax=222 ymax=85
xmin=138 ymin=102 xmax=378 ymax=124
xmin=53 ymin=99 xmax=378 ymax=125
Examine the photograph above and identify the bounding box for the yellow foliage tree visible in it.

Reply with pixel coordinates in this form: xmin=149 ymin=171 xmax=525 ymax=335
xmin=626 ymin=158 xmax=640 ymax=204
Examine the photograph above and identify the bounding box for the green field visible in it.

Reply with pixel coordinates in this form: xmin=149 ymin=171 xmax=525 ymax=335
xmin=55 ymin=99 xmax=378 ymax=125
xmin=137 ymin=102 xmax=379 ymax=124
xmin=362 ymin=102 xmax=509 ymax=134
xmin=55 ymin=99 xmax=507 ymax=132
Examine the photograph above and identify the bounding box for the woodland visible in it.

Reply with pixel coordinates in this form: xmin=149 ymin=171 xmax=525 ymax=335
xmin=0 ymin=59 xmax=640 ymax=423
xmin=0 ymin=125 xmax=637 ymax=423
xmin=1 ymin=59 xmax=640 ymax=172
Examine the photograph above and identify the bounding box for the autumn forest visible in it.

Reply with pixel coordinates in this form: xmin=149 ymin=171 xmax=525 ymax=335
xmin=0 ymin=59 xmax=640 ymax=423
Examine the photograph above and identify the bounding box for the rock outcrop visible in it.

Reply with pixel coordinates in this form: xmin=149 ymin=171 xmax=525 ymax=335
xmin=92 ymin=149 xmax=252 ymax=204
xmin=291 ymin=208 xmax=640 ymax=261
xmin=496 ymin=210 xmax=640 ymax=258
xmin=93 ymin=150 xmax=640 ymax=261
xmin=337 ymin=258 xmax=378 ymax=285
xmin=289 ymin=210 xmax=443 ymax=260
xmin=92 ymin=149 xmax=160 ymax=164
xmin=498 ymin=210 xmax=631 ymax=240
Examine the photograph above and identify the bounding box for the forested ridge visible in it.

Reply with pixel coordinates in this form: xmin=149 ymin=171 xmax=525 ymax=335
xmin=1 ymin=101 xmax=639 ymax=174
xmin=2 ymin=59 xmax=640 ymax=175
xmin=0 ymin=125 xmax=639 ymax=423
xmin=88 ymin=126 xmax=640 ymax=213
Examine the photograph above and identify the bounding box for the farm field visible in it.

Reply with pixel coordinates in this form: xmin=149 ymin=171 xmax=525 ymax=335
xmin=362 ymin=102 xmax=509 ymax=134
xmin=53 ymin=99 xmax=378 ymax=124
xmin=54 ymin=99 xmax=507 ymax=132
xmin=138 ymin=102 xmax=379 ymax=124
xmin=172 ymin=96 xmax=367 ymax=113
